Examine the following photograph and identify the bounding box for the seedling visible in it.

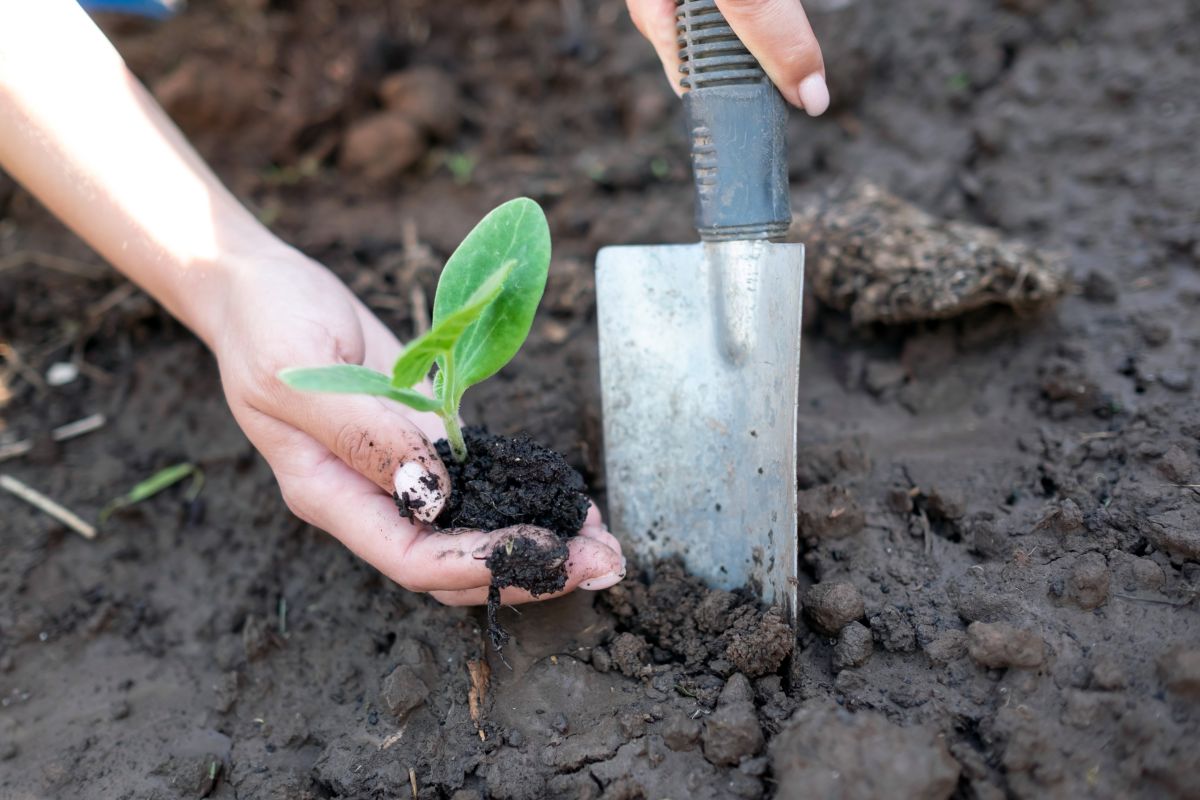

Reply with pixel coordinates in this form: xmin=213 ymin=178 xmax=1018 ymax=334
xmin=278 ymin=198 xmax=551 ymax=461
xmin=100 ymin=462 xmax=205 ymax=522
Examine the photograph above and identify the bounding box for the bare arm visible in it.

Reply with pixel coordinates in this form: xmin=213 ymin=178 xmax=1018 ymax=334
xmin=0 ymin=0 xmax=624 ymax=601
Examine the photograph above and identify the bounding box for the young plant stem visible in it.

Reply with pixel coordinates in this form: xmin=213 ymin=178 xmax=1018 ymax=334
xmin=443 ymin=413 xmax=468 ymax=463
xmin=437 ymin=349 xmax=468 ymax=462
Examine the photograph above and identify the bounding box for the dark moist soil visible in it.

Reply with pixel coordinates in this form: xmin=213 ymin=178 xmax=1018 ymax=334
xmin=2 ymin=0 xmax=1199 ymax=798
xmin=423 ymin=426 xmax=587 ymax=649
xmin=433 ymin=427 xmax=590 ymax=538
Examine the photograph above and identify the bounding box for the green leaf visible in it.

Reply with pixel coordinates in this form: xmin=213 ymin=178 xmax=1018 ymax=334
xmin=433 ymin=197 xmax=550 ymax=396
xmin=391 ymin=261 xmax=514 ymax=388
xmin=278 ymin=365 xmax=440 ymax=413
xmin=100 ymin=462 xmax=204 ymax=522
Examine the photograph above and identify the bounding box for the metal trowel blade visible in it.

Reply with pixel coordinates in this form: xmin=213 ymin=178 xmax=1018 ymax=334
xmin=596 ymin=239 xmax=804 ymax=621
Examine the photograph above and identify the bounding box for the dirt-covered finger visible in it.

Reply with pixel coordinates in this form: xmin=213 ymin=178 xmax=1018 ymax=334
xmin=274 ymin=459 xmax=503 ymax=592
xmin=269 ymin=389 xmax=450 ymax=523
xmin=428 ymin=534 xmax=626 ymax=606
xmin=715 ymin=0 xmax=828 ymax=115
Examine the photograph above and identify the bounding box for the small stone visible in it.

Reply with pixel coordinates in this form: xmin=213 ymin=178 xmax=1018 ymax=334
xmin=966 ymin=621 xmax=1045 ymax=669
xmin=720 ymin=673 xmax=755 ymax=706
xmin=1067 ymin=552 xmax=1110 ymax=609
xmin=1158 ymin=648 xmax=1200 ymax=700
xmin=1160 ymin=369 xmax=1194 ymax=392
xmin=378 ymin=67 xmax=460 ymax=140
xmin=45 ymin=361 xmax=79 ymax=387
xmin=662 ymin=713 xmax=701 ymax=751
xmin=551 ymin=712 xmax=569 ymax=735
xmin=831 ymin=622 xmax=873 ymax=671
xmin=703 ymin=674 xmax=764 ymax=766
xmin=803 ymin=581 xmax=865 ymax=636
xmin=1130 ymin=558 xmax=1165 ymax=590
xmin=924 ymin=630 xmax=968 ymax=666
xmin=109 ymin=699 xmax=131 ymax=721
xmin=870 ymin=605 xmax=917 ymax=653
xmin=1 ymin=741 xmax=16 ymax=761
xmin=797 ymin=486 xmax=865 ymax=539
xmin=380 ymin=665 xmax=429 ymax=721
xmin=609 ymin=633 xmax=650 ymax=677
xmin=339 ymin=111 xmax=425 ymax=183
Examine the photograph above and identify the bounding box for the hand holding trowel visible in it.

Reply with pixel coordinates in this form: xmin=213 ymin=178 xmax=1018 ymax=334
xmin=598 ymin=0 xmax=812 ymax=621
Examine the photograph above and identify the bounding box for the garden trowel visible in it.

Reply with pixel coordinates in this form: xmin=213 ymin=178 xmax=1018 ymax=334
xmin=596 ymin=1 xmax=802 ymax=621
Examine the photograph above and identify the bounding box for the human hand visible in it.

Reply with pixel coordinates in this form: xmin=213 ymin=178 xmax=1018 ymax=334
xmin=627 ymin=0 xmax=829 ymax=116
xmin=211 ymin=252 xmax=626 ymax=605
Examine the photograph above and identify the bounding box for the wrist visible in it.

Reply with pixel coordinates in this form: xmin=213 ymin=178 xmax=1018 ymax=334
xmin=172 ymin=235 xmax=300 ymax=352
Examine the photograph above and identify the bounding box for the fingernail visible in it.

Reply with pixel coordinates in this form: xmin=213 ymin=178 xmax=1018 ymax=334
xmin=394 ymin=461 xmax=445 ymax=524
xmin=798 ymin=73 xmax=830 ymax=117
xmin=581 ymin=558 xmax=627 ymax=591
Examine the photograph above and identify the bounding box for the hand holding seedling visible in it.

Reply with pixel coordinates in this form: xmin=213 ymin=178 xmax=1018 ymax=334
xmin=628 ymin=0 xmax=829 ymax=116
xmin=0 ymin=0 xmax=624 ymax=605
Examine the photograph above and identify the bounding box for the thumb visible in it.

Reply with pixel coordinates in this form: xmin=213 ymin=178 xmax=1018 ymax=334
xmin=272 ymin=390 xmax=452 ymax=524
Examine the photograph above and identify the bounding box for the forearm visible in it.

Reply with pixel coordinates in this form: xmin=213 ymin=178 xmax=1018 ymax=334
xmin=0 ymin=0 xmax=290 ymax=348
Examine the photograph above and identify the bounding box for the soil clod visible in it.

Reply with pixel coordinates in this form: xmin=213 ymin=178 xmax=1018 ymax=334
xmin=702 ymin=674 xmax=764 ymax=767
xmin=770 ymin=701 xmax=960 ymax=800
xmin=435 ymin=427 xmax=590 ymax=538
xmin=803 ymin=581 xmax=866 ymax=636
xmin=966 ymin=621 xmax=1046 ymax=670
xmin=832 ymin=621 xmax=874 ymax=671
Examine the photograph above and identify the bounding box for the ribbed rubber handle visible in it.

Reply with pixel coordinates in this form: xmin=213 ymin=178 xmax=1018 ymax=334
xmin=676 ymin=0 xmax=791 ymax=241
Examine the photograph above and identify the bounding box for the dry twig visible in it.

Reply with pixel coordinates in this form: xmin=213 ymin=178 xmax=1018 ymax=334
xmin=0 ymin=473 xmax=96 ymax=539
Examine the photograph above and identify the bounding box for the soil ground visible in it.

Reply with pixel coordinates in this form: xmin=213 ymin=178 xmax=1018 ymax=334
xmin=2 ymin=0 xmax=1198 ymax=798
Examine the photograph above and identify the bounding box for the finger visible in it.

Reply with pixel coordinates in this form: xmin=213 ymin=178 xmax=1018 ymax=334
xmin=578 ymin=509 xmax=623 ymax=559
xmin=714 ymin=0 xmax=828 ymax=115
xmin=271 ymin=447 xmax=609 ymax=593
xmin=628 ymin=0 xmax=683 ymax=95
xmin=266 ymin=384 xmax=451 ymax=524
xmin=429 ymin=535 xmax=627 ymax=606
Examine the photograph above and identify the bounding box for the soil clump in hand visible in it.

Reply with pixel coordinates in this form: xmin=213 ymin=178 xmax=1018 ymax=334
xmin=406 ymin=427 xmax=588 ymax=648
xmin=433 ymin=426 xmax=589 ymax=538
